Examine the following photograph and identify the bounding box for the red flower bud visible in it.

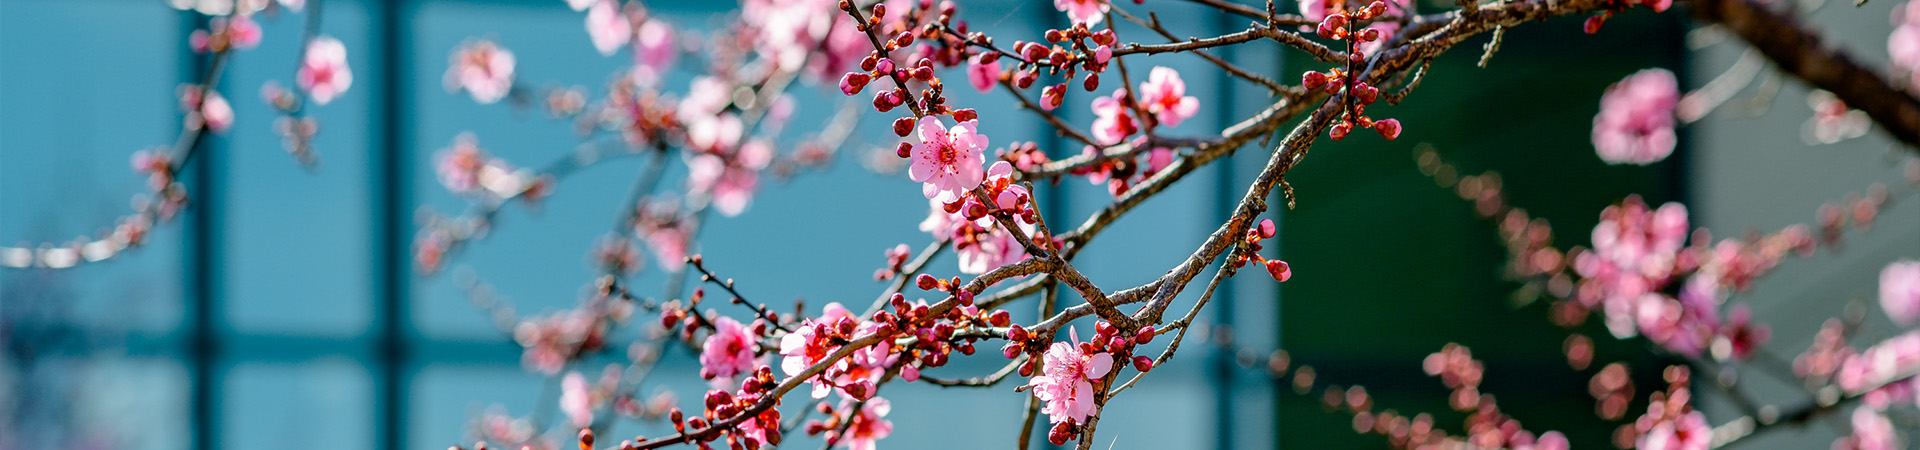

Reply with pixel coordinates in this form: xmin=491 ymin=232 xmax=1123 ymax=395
xmin=952 ymin=108 xmax=979 ymax=122
xmin=839 ymin=72 xmax=870 ymax=96
xmin=1258 ymin=218 xmax=1277 ymax=239
xmin=912 ymin=66 xmax=935 ymax=81
xmin=1045 ymin=29 xmax=1065 ymax=42
xmin=1007 ymin=324 xmax=1029 ymax=342
xmin=893 ymin=117 xmax=916 ymax=137
xmin=988 ymin=309 xmax=1011 ymax=327
xmin=875 ymin=58 xmax=896 ymax=75
xmin=1330 ymin=122 xmax=1352 ymax=140
xmin=896 ymin=142 xmax=913 ymax=158
xmin=1265 ymin=259 xmax=1292 ymax=282
xmin=1373 ymin=118 xmax=1402 ymax=140
xmin=1083 ymin=72 xmax=1100 ymax=91
xmin=1302 ymin=71 xmax=1329 ymax=90
xmin=1133 ymin=355 xmax=1155 ymax=372
xmin=1135 ymin=325 xmax=1156 ymax=344
xmin=916 ymin=273 xmax=940 ymax=290
xmin=1003 ymin=342 xmax=1023 ymax=359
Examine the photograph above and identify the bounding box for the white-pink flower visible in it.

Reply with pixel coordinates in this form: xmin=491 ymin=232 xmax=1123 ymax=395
xmin=700 ymin=316 xmax=758 ymax=382
xmin=1836 ymin=407 xmax=1902 ymax=450
xmin=1881 ymin=260 xmax=1920 ymax=326
xmin=967 ymin=56 xmax=1002 ymax=93
xmin=447 ymin=40 xmax=516 ymax=104
xmin=1138 ymin=67 xmax=1200 ymax=127
xmin=1892 ymin=2 xmax=1920 ymax=89
xmin=559 ymin=371 xmax=594 ymax=427
xmin=687 ymin=140 xmax=772 ymax=217
xmin=1638 ymin=410 xmax=1710 ymax=450
xmin=908 ymin=117 xmax=989 ymax=203
xmin=1592 ymin=68 xmax=1679 ymax=165
xmin=565 ymin=0 xmax=595 ymax=11
xmin=630 ymin=20 xmax=676 ymax=86
xmin=831 ymin=397 xmax=893 ymax=450
xmin=1054 ymin=0 xmax=1109 ymax=25
xmin=298 ymin=36 xmax=352 ymax=105
xmin=1090 ymin=90 xmax=1137 ymax=145
xmin=586 ymin=0 xmax=632 ymax=56
xmin=1030 ymin=328 xmax=1114 ymax=425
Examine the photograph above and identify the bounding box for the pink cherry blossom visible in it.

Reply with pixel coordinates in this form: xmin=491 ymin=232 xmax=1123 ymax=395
xmin=1834 ymin=407 xmax=1902 ymax=450
xmin=830 ymin=397 xmax=893 ymax=450
xmin=558 ymin=365 xmax=621 ymax=427
xmin=1054 ymin=0 xmax=1109 ymax=25
xmin=1638 ymin=410 xmax=1710 ymax=450
xmin=700 ymin=316 xmax=758 ymax=383
xmin=1298 ymin=0 xmax=1330 ymax=21
xmin=559 ymin=371 xmax=594 ymax=426
xmin=181 ymin=86 xmax=233 ymax=133
xmin=1837 ymin=332 xmax=1920 ymax=394
xmin=587 ymin=0 xmax=632 ymax=56
xmin=1138 ymin=66 xmax=1200 ymax=128
xmin=435 ymin=134 xmax=486 ymax=194
xmin=630 ymin=20 xmax=676 ymax=86
xmin=688 ymin=140 xmax=772 ymax=217
xmin=908 ymin=117 xmax=989 ymax=203
xmin=1030 ymin=328 xmax=1115 ymax=425
xmin=226 ymin=14 xmax=262 ymax=50
xmin=1090 ymin=90 xmax=1138 ymax=145
xmin=1891 ymin=2 xmax=1920 ymax=89
xmin=1592 ymin=68 xmax=1679 ymax=165
xmin=1880 ymin=260 xmax=1920 ymax=325
xmin=297 ymin=36 xmax=352 ymax=105
xmin=644 ymin=223 xmax=688 ymax=272
xmin=447 ymin=39 xmax=516 ymax=104
xmin=967 ymin=56 xmax=1002 ymax=93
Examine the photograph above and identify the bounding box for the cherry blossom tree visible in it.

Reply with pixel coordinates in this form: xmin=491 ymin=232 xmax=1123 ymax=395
xmin=7 ymin=0 xmax=1920 ymax=449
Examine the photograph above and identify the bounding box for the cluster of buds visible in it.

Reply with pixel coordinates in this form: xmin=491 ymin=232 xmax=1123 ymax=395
xmin=885 ymin=282 xmax=1014 ymax=379
xmin=660 ymin=287 xmax=785 ymax=343
xmin=1008 ymin=24 xmax=1116 ymax=109
xmin=689 ymin=367 xmax=785 ymax=450
xmin=1815 ymin=184 xmax=1892 ymax=246
xmin=1228 ymin=219 xmax=1291 ymax=282
xmin=1622 ymin=366 xmax=1701 ymax=450
xmin=1303 ymin=1 xmax=1402 ymax=141
xmin=872 ymin=243 xmax=916 ymax=281
xmin=995 ymin=141 xmax=1052 ymax=171
xmin=189 ymin=13 xmax=262 ymax=53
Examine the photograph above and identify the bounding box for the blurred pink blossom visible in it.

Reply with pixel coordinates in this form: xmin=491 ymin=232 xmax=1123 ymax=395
xmin=1592 ymin=68 xmax=1679 ymax=165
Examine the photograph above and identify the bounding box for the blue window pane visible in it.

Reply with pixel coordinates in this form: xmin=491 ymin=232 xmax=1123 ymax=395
xmin=221 ymin=0 xmax=375 ymax=336
xmin=223 ymin=360 xmax=373 ymax=450
xmin=0 ymin=0 xmax=187 ymax=334
xmin=2 ymin=357 xmax=191 ymax=450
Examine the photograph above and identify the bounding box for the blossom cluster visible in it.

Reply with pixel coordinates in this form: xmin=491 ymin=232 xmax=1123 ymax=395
xmin=1301 ymin=0 xmax=1403 ymax=141
xmin=1002 ymin=320 xmax=1157 ymax=445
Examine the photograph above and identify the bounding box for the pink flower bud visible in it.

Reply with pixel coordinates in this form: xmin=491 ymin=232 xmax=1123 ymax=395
xmin=1265 ymin=259 xmax=1292 ymax=282
xmin=1373 ymin=118 xmax=1402 ymax=140
xmin=1330 ymin=122 xmax=1352 ymax=140
xmin=839 ymin=72 xmax=871 ymax=96
xmin=875 ymin=58 xmax=896 ymax=75
xmin=1133 ymin=355 xmax=1155 ymax=372
xmin=1258 ymin=219 xmax=1277 ymax=238
xmin=1008 ymin=324 xmax=1029 ymax=341
xmin=893 ymin=117 xmax=916 ymax=137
